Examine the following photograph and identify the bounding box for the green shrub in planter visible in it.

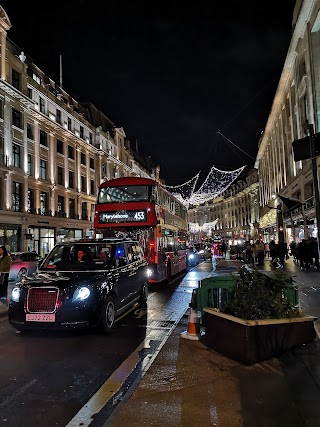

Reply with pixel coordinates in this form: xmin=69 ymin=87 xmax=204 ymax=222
xmin=221 ymin=267 xmax=301 ymax=320
xmin=203 ymin=267 xmax=315 ymax=364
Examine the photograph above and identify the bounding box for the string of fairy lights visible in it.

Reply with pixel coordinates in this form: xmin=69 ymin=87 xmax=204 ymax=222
xmin=164 ymin=165 xmax=245 ymax=208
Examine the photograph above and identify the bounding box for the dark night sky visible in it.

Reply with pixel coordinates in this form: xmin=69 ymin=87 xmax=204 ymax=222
xmin=1 ymin=0 xmax=295 ymax=186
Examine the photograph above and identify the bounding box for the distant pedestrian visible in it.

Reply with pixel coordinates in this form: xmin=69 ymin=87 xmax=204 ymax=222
xmin=221 ymin=241 xmax=227 ymax=258
xmin=277 ymin=241 xmax=288 ymax=268
xmin=264 ymin=242 xmax=270 ymax=258
xmin=256 ymin=240 xmax=265 ymax=265
xmin=0 ymin=245 xmax=11 ymax=300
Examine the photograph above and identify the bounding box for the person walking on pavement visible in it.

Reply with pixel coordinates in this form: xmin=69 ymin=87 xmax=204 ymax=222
xmin=0 ymin=245 xmax=11 ymax=300
xmin=277 ymin=240 xmax=288 ymax=268
xmin=264 ymin=242 xmax=270 ymax=259
xmin=289 ymin=241 xmax=297 ymax=263
xmin=269 ymin=240 xmax=277 ymax=266
xmin=298 ymin=239 xmax=309 ymax=270
xmin=309 ymin=237 xmax=319 ymax=270
xmin=256 ymin=239 xmax=265 ymax=265
xmin=221 ymin=241 xmax=227 ymax=259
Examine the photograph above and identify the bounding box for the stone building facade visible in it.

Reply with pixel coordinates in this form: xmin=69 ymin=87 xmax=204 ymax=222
xmin=255 ymin=0 xmax=320 ymax=244
xmin=0 ymin=7 xmax=155 ymax=255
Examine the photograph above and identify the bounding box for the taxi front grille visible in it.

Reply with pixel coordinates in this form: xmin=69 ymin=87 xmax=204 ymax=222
xmin=27 ymin=287 xmax=59 ymax=313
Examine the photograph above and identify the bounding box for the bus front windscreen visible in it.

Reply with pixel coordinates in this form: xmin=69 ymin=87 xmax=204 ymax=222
xmin=97 ymin=185 xmax=151 ymax=204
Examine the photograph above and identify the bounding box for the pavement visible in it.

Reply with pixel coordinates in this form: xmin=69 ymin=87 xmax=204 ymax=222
xmin=3 ymin=259 xmax=320 ymax=426
xmin=108 ymin=257 xmax=320 ymax=427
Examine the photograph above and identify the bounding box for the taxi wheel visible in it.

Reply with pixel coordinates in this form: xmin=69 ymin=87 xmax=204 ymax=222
xmin=139 ymin=281 xmax=148 ymax=306
xmin=100 ymin=296 xmax=116 ymax=333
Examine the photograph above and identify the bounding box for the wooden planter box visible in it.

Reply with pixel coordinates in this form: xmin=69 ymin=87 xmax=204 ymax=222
xmin=203 ymin=308 xmax=317 ymax=365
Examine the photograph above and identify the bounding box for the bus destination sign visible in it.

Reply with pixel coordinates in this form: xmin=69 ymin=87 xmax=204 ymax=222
xmin=99 ymin=210 xmax=147 ymax=223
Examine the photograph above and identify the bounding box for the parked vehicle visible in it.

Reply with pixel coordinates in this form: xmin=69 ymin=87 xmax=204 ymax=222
xmin=9 ymin=252 xmax=43 ymax=283
xmin=8 ymin=238 xmax=148 ymax=333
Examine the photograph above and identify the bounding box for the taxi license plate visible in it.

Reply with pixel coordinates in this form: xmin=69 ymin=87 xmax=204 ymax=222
xmin=26 ymin=313 xmax=55 ymax=322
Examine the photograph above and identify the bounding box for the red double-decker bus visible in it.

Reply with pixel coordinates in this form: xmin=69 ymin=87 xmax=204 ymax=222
xmin=93 ymin=177 xmax=188 ymax=283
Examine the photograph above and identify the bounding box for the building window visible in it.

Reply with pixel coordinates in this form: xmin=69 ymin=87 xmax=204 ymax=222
xmin=89 ymin=133 xmax=93 ymax=144
xmin=27 ymin=189 xmax=34 ymax=213
xmin=81 ymin=176 xmax=86 ymax=193
xmin=40 ymin=192 xmax=49 ymax=215
xmin=82 ymin=202 xmax=87 ymax=220
xmin=57 ymin=166 xmax=63 ymax=185
xmin=56 ymin=109 xmax=62 ymax=125
xmin=28 ymin=88 xmax=33 ymax=99
xmin=40 ymin=159 xmax=47 ymax=180
xmin=67 ymin=117 xmax=72 ymax=131
xmin=90 ymin=158 xmax=94 ymax=169
xmin=69 ymin=171 xmax=74 ymax=188
xmin=57 ymin=139 xmax=64 ymax=154
xmin=12 ymin=144 xmax=21 ymax=168
xmin=27 ymin=123 xmax=33 ymax=140
xmin=28 ymin=154 xmax=33 ymax=176
xmin=80 ymin=125 xmax=84 ymax=139
xmin=39 ymin=97 xmax=45 ymax=114
xmin=57 ymin=195 xmax=64 ymax=213
xmin=12 ymin=108 xmax=22 ymax=129
xmin=90 ymin=179 xmax=95 ymax=195
xmin=69 ymin=198 xmax=76 ymax=218
xmin=12 ymin=69 xmax=20 ymax=90
xmin=32 ymin=73 xmax=41 ymax=85
xmin=12 ymin=181 xmax=22 ymax=212
xmin=68 ymin=145 xmax=74 ymax=159
xmin=40 ymin=130 xmax=48 ymax=147
xmin=101 ymin=162 xmax=106 ymax=176
xmin=81 ymin=152 xmax=86 ymax=165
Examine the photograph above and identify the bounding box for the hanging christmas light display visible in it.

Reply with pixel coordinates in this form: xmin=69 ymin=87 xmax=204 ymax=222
xmin=163 ymin=165 xmax=245 ymax=207
xmin=163 ymin=172 xmax=200 ymax=207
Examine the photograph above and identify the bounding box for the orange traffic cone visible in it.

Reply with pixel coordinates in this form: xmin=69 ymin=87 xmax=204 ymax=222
xmin=181 ymin=307 xmax=201 ymax=340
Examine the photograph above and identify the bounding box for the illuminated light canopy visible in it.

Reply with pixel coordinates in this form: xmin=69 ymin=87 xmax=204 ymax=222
xmin=163 ymin=172 xmax=200 ymax=207
xmin=163 ymin=165 xmax=245 ymax=207
xmin=189 ymin=219 xmax=219 ymax=233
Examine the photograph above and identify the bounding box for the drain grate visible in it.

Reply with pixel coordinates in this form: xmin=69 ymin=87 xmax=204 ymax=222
xmin=147 ymin=320 xmax=175 ymax=329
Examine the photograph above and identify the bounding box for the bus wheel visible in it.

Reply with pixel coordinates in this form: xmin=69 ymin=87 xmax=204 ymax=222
xmin=100 ymin=296 xmax=116 ymax=333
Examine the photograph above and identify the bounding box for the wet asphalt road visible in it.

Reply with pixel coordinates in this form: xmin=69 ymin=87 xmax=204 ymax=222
xmin=0 ymin=263 xmax=209 ymax=427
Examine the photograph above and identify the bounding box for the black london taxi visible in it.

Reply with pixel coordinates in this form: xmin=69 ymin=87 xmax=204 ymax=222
xmin=8 ymin=238 xmax=148 ymax=333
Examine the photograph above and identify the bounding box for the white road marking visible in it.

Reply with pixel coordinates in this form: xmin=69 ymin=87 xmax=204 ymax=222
xmin=65 ymin=315 xmax=181 ymax=427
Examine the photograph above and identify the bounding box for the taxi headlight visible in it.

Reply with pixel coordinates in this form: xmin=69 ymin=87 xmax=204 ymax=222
xmin=73 ymin=286 xmax=91 ymax=301
xmin=11 ymin=287 xmax=20 ymax=302
xmin=188 ymin=254 xmax=194 ymax=260
xmin=147 ymin=268 xmax=153 ymax=277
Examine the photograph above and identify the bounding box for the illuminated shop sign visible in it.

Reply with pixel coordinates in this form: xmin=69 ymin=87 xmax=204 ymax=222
xmin=99 ymin=210 xmax=147 ymax=223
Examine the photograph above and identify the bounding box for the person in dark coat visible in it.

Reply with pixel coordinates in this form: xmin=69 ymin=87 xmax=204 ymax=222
xmin=0 ymin=245 xmax=11 ymax=299
xmin=289 ymin=241 xmax=297 ymax=263
xmin=309 ymin=237 xmax=319 ymax=269
xmin=277 ymin=241 xmax=288 ymax=268
xmin=269 ymin=240 xmax=277 ymax=266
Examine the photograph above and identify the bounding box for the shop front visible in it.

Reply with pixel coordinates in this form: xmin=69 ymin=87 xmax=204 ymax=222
xmin=25 ymin=227 xmax=55 ymax=257
xmin=0 ymin=224 xmax=20 ymax=252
